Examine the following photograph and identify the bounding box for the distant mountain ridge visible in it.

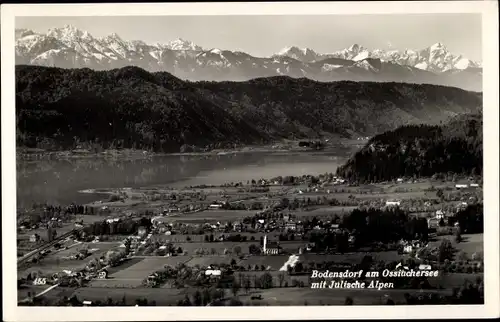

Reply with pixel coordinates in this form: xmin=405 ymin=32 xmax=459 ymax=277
xmin=16 ymin=65 xmax=482 ymax=153
xmin=15 ymin=25 xmax=482 ymax=91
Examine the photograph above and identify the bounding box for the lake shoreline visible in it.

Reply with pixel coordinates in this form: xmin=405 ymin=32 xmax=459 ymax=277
xmin=16 ymin=139 xmax=365 ymax=161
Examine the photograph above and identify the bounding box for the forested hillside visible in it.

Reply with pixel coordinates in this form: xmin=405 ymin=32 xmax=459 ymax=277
xmin=16 ymin=65 xmax=482 ymax=152
xmin=336 ymin=113 xmax=483 ymax=182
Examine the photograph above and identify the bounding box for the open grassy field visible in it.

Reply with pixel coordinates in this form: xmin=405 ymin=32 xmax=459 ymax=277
xmin=233 ymin=270 xmax=310 ymax=288
xmin=18 ymin=241 xmax=121 ymax=277
xmin=168 ymin=210 xmax=256 ymax=223
xmin=184 ymin=255 xmax=242 ymax=267
xmin=299 ymin=251 xmax=402 ymax=265
xmin=72 ymin=287 xmax=189 ymax=305
xmin=294 ymin=206 xmax=357 ymax=217
xmin=109 ymin=256 xmax=192 ymax=280
xmin=237 ymin=287 xmax=453 ymax=306
xmin=239 ymin=255 xmax=290 ymax=270
xmin=429 ymin=233 xmax=483 ymax=258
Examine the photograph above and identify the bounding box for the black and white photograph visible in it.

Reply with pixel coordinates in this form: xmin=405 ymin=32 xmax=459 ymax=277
xmin=2 ymin=1 xmax=499 ymax=321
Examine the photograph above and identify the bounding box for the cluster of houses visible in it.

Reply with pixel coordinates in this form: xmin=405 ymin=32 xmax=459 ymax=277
xmin=399 ymin=239 xmax=428 ymax=255
xmin=455 ymin=183 xmax=480 ymax=189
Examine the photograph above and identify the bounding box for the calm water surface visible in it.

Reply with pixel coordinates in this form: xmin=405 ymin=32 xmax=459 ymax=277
xmin=16 ymin=152 xmax=348 ymax=208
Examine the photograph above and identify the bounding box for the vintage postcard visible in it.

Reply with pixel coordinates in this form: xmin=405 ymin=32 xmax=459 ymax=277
xmin=2 ymin=1 xmax=499 ymax=321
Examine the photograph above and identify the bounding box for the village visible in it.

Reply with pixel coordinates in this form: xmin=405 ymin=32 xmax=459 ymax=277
xmin=17 ymin=173 xmax=484 ymax=306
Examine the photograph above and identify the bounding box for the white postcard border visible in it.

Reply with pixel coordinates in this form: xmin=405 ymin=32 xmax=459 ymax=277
xmin=2 ymin=1 xmax=499 ymax=321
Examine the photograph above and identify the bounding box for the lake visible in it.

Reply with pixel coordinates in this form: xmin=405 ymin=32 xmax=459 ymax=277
xmin=16 ymin=151 xmax=349 ymax=208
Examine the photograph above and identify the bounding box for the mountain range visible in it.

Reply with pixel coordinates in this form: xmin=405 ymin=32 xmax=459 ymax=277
xmin=15 ymin=25 xmax=482 ymax=91
xmin=16 ymin=65 xmax=482 ymax=153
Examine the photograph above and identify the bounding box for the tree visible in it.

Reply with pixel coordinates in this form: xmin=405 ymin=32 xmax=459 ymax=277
xmin=438 ymin=239 xmax=454 ymax=263
xmin=231 ymin=281 xmax=240 ymax=297
xmin=193 ymin=290 xmax=202 ymax=306
xmin=278 ymin=272 xmax=286 ymax=287
xmin=455 ymin=229 xmax=462 ymax=243
xmin=244 ymin=277 xmax=251 ymax=293
xmin=259 ymin=272 xmax=273 ymax=289
xmin=202 ymin=288 xmax=212 ymax=306
xmin=233 ymin=246 xmax=242 ymax=256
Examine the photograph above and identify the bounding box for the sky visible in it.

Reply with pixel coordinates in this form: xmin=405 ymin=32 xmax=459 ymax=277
xmin=16 ymin=14 xmax=482 ymax=61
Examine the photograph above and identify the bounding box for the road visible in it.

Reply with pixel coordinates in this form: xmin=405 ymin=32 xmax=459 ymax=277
xmin=17 ymin=228 xmax=83 ymax=265
xmin=34 ymin=283 xmax=60 ymax=298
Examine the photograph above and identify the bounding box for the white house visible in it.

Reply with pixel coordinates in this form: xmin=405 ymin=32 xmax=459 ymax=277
xmin=403 ymin=245 xmax=413 ymax=253
xmin=419 ymin=264 xmax=432 ymax=270
xmin=205 ymin=269 xmax=222 ymax=276
xmin=209 ymin=203 xmax=222 ymax=209
xmin=470 ymin=183 xmax=479 ymax=188
xmin=386 ymin=201 xmax=401 ymax=207
xmin=455 ymin=184 xmax=468 ymax=189
xmin=435 ymin=210 xmax=445 ymax=219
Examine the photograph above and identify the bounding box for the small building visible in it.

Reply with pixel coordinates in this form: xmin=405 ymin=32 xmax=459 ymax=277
xmin=97 ymin=269 xmax=108 ymax=279
xmin=205 ymin=268 xmax=222 ymax=276
xmin=403 ymin=245 xmax=413 ymax=253
xmin=286 ymin=222 xmax=297 ymax=231
xmin=435 ymin=210 xmax=445 ymax=219
xmin=470 ymin=183 xmax=479 ymax=188
xmin=29 ymin=234 xmax=40 ymax=243
xmin=386 ymin=201 xmax=401 ymax=207
xmin=455 ymin=184 xmax=468 ymax=189
xmin=209 ymin=203 xmax=223 ymax=210
xmin=419 ymin=264 xmax=432 ymax=270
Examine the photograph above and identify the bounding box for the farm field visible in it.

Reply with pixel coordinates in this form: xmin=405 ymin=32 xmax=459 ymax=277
xmin=168 ymin=210 xmax=256 ymax=223
xmin=239 ymin=255 xmax=290 ymax=270
xmin=184 ymin=255 xmax=242 ymax=267
xmin=109 ymin=256 xmax=192 ymax=280
xmin=299 ymin=251 xmax=402 ymax=265
xmin=18 ymin=242 xmax=121 ymax=277
xmin=72 ymin=287 xmax=189 ymax=305
xmin=237 ymin=287 xmax=453 ymax=306
xmin=295 ymin=206 xmax=357 ymax=217
xmin=429 ymin=233 xmax=483 ymax=257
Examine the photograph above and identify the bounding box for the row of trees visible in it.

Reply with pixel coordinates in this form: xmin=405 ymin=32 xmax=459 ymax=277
xmin=81 ymin=217 xmax=152 ymax=237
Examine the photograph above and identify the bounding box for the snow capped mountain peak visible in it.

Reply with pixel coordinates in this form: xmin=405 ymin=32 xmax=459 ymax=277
xmin=14 ymin=25 xmax=482 ymax=91
xmin=15 ymin=28 xmax=37 ymax=39
xmin=275 ymin=46 xmax=318 ymax=62
xmin=430 ymin=42 xmax=446 ymax=50
xmin=165 ymin=38 xmax=202 ymax=51
xmin=48 ymin=24 xmax=84 ymax=38
xmin=348 ymin=43 xmax=361 ymax=52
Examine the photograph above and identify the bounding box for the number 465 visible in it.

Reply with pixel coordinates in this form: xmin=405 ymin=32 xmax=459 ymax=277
xmin=33 ymin=278 xmax=47 ymax=285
